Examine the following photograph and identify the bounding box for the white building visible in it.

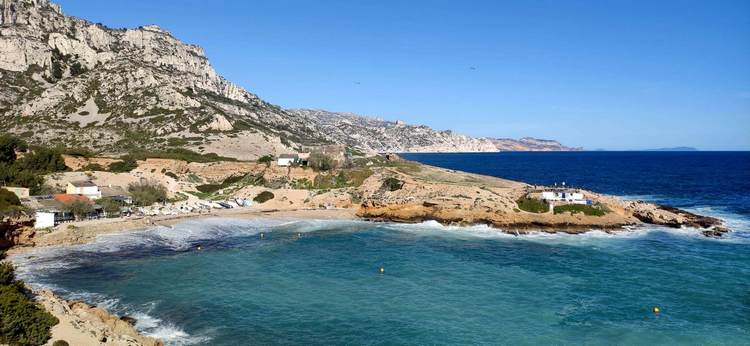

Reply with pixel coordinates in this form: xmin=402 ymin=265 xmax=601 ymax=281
xmin=34 ymin=211 xmax=56 ymax=229
xmin=66 ymin=181 xmax=102 ymax=200
xmin=277 ymin=154 xmax=299 ymax=167
xmin=541 ymin=190 xmax=586 ymax=204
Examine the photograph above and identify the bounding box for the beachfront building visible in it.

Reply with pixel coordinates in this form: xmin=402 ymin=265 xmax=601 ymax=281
xmin=66 ymin=180 xmax=102 ymax=200
xmin=277 ymin=154 xmax=299 ymax=167
xmin=541 ymin=189 xmax=587 ymax=204
xmin=28 ymin=194 xmax=104 ymax=228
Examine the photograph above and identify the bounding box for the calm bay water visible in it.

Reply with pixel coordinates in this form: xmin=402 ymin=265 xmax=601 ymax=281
xmin=13 ymin=152 xmax=750 ymax=345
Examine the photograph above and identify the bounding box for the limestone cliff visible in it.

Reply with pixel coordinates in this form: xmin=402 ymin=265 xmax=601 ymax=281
xmin=0 ymin=0 xmax=579 ymax=157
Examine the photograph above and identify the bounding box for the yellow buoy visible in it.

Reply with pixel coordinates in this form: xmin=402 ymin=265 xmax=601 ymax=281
xmin=379 ymin=267 xmax=385 ymax=274
xmin=653 ymin=307 xmax=661 ymax=314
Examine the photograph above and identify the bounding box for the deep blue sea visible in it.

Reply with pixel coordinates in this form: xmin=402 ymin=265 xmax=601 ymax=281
xmin=12 ymin=152 xmax=750 ymax=345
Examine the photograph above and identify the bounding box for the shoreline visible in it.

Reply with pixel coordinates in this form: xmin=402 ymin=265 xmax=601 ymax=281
xmin=8 ymin=208 xmax=356 ymax=345
xmin=7 ymin=204 xmax=730 ymax=345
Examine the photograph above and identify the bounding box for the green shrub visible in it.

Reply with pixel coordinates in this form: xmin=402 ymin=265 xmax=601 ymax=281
xmin=0 ymin=263 xmax=14 ymax=285
xmin=164 ymin=171 xmax=178 ymax=179
xmin=80 ymin=163 xmax=105 ymax=171
xmin=127 ymin=181 xmax=167 ymax=206
xmin=0 ymin=189 xmax=21 ymax=211
xmin=196 ymin=184 xmax=222 ymax=194
xmin=253 ymin=191 xmax=275 ymax=203
xmin=53 ymin=340 xmax=70 ymax=346
xmin=0 ymin=263 xmax=58 ymax=346
xmin=0 ymin=285 xmax=58 ymax=346
xmin=257 ymin=155 xmax=274 ymax=165
xmin=553 ymin=204 xmax=609 ymax=217
xmin=108 ymin=160 xmax=138 ymax=173
xmin=382 ymin=177 xmax=404 ymax=191
xmin=516 ymin=197 xmax=549 ymax=213
xmin=308 ymin=153 xmax=335 ymax=171
xmin=97 ymin=197 xmax=124 ymax=218
xmin=63 ymin=200 xmax=94 ymax=221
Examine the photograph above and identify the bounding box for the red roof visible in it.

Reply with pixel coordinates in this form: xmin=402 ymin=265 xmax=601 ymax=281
xmin=54 ymin=194 xmax=93 ymax=205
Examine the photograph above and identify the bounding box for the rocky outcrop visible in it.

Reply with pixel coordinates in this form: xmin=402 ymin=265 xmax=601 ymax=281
xmin=354 ymin=163 xmax=728 ymax=237
xmin=36 ymin=290 xmax=163 ymax=346
xmin=626 ymin=202 xmax=724 ymax=233
xmin=488 ymin=137 xmax=582 ymax=151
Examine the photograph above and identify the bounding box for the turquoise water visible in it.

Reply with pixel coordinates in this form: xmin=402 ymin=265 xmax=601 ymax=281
xmin=12 ymin=219 xmax=750 ymax=345
xmin=11 ymin=152 xmax=750 ymax=345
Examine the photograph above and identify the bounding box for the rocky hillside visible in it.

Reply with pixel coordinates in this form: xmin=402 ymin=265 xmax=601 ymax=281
xmin=293 ymin=109 xmax=581 ymax=153
xmin=0 ymin=0 xmax=323 ymax=157
xmin=0 ymin=0 xmax=579 ymax=158
xmin=488 ymin=137 xmax=582 ymax=151
xmin=290 ymin=109 xmax=499 ymax=153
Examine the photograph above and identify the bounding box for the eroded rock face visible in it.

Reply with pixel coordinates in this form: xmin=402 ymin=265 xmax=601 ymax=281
xmin=0 ymin=0 xmax=320 ymax=154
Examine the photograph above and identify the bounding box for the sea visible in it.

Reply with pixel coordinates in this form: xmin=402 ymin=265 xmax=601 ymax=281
xmin=11 ymin=152 xmax=750 ymax=345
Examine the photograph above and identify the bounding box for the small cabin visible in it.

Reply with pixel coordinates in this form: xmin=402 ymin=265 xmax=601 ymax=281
xmin=277 ymin=154 xmax=299 ymax=167
xmin=541 ymin=190 xmax=587 ymax=204
xmin=66 ymin=181 xmax=102 ymax=200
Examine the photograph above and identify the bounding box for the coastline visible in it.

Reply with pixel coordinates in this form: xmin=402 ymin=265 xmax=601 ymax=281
xmin=8 ymin=202 xmax=729 ymax=345
xmin=9 ymin=208 xmax=356 ymax=345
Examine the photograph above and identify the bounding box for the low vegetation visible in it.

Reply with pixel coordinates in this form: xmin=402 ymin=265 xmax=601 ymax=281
xmin=0 ymin=189 xmax=25 ymax=217
xmin=124 ymin=148 xmax=236 ymax=163
xmin=308 ymin=153 xmax=335 ymax=171
xmin=196 ymin=174 xmax=265 ymax=195
xmin=62 ymin=200 xmax=94 ymax=221
xmin=382 ymin=177 xmax=405 ymax=191
xmin=127 ymin=180 xmax=167 ymax=206
xmin=80 ymin=163 xmax=105 ymax=171
xmin=0 ymin=135 xmax=67 ymax=195
xmin=107 ymin=159 xmax=138 ymax=173
xmin=0 ymin=262 xmax=58 ymax=346
xmin=257 ymin=155 xmax=273 ymax=167
xmin=553 ymin=203 xmax=610 ymax=217
xmin=253 ymin=191 xmax=275 ymax=203
xmin=516 ymin=197 xmax=549 ymax=213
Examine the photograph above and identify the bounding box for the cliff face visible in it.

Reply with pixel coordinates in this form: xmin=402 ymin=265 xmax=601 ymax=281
xmin=293 ymin=109 xmax=582 ymax=153
xmin=291 ymin=109 xmax=499 ymax=153
xmin=0 ymin=0 xmax=321 ymax=155
xmin=0 ymin=0 xmax=579 ymax=157
xmin=489 ymin=137 xmax=582 ymax=151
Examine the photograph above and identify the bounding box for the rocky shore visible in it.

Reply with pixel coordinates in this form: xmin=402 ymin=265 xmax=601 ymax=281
xmin=36 ymin=290 xmax=162 ymax=346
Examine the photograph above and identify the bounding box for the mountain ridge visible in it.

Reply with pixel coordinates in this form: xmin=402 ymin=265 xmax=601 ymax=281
xmin=0 ymin=0 xmax=579 ymax=158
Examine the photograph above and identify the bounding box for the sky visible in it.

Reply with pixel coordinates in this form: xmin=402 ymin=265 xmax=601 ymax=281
xmin=56 ymin=0 xmax=750 ymax=150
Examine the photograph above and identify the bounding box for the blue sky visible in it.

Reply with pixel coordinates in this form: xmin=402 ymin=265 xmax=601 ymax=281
xmin=56 ymin=0 xmax=750 ymax=150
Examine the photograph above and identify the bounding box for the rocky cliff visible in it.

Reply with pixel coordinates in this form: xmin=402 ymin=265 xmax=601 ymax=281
xmin=0 ymin=0 xmax=323 ymax=156
xmin=0 ymin=0 xmax=579 ymax=158
xmin=488 ymin=137 xmax=582 ymax=151
xmin=293 ymin=109 xmax=581 ymax=153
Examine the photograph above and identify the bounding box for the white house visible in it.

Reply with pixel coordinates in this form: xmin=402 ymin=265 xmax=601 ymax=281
xmin=34 ymin=211 xmax=56 ymax=229
xmin=277 ymin=154 xmax=299 ymax=167
xmin=541 ymin=190 xmax=586 ymax=204
xmin=66 ymin=181 xmax=102 ymax=200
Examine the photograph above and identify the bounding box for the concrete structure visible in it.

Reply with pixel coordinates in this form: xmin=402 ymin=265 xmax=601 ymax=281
xmin=277 ymin=154 xmax=299 ymax=167
xmin=66 ymin=181 xmax=102 ymax=200
xmin=1 ymin=186 xmax=29 ymax=199
xmin=34 ymin=211 xmax=55 ymax=229
xmin=542 ymin=190 xmax=587 ymax=204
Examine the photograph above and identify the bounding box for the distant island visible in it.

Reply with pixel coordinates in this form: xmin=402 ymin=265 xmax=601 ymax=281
xmin=644 ymin=147 xmax=699 ymax=152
